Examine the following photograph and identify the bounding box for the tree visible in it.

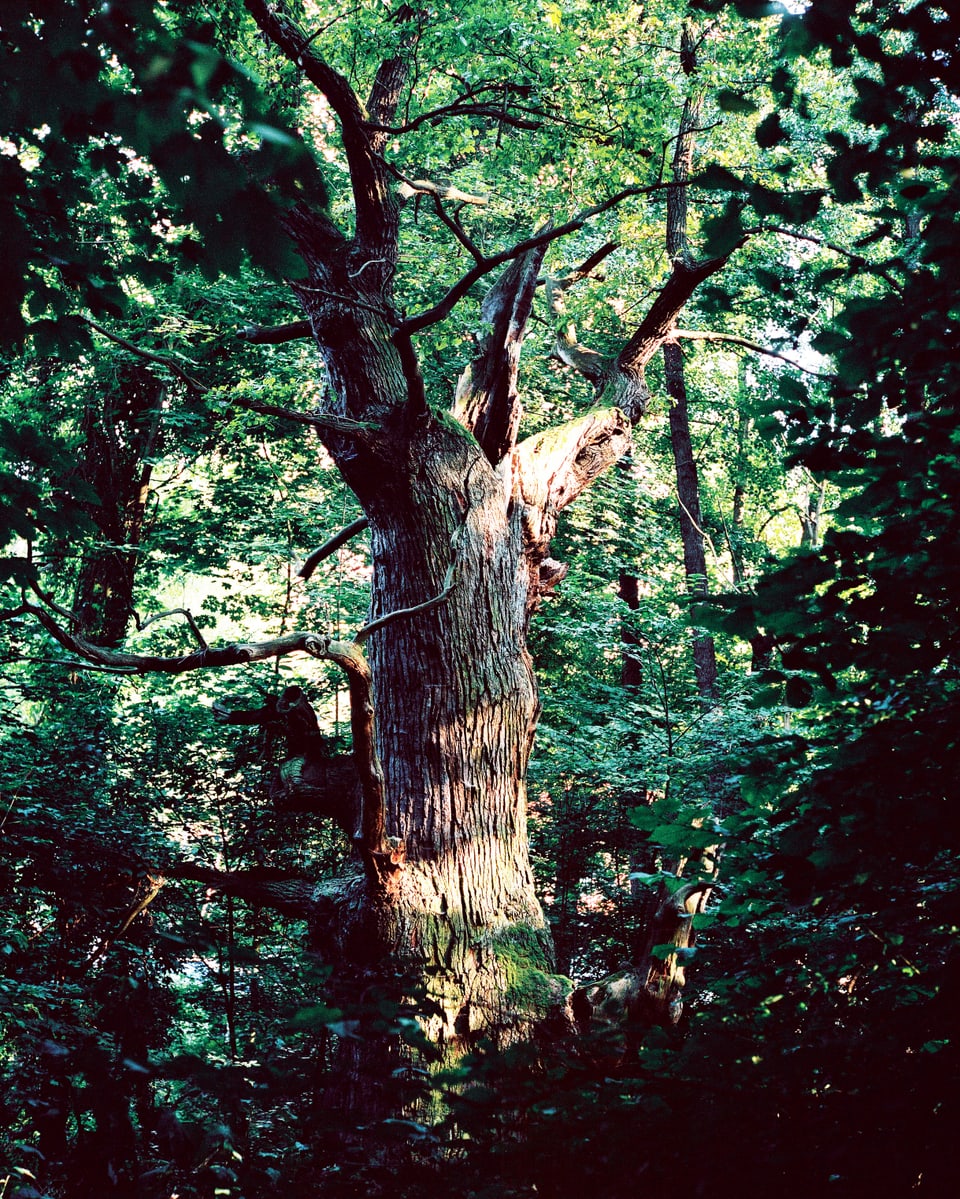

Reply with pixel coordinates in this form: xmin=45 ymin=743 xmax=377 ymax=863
xmin=3 ymin=0 xmax=759 ymax=1070
xmin=5 ymin=14 xmax=957 ymax=1196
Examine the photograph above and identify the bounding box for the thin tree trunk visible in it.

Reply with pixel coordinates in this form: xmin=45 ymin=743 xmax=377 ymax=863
xmin=665 ymin=341 xmax=718 ymax=700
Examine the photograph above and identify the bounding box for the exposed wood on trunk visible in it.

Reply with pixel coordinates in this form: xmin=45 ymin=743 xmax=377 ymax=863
xmin=453 ymin=242 xmax=549 ymax=465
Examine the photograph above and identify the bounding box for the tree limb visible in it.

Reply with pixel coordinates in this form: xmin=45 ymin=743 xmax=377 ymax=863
xmin=224 ymin=394 xmax=378 ymax=437
xmin=239 ymin=320 xmax=313 ymax=344
xmin=244 ymin=0 xmax=401 ymax=258
xmin=18 ymin=599 xmax=398 ymax=875
xmin=354 ymin=559 xmax=457 ymax=645
xmin=167 ymin=864 xmax=320 ymax=918
xmin=298 ymin=515 xmax=370 ymax=580
xmin=395 ymin=173 xmax=489 ymax=208
xmin=453 ymin=241 xmax=549 ymax=462
xmin=672 ymin=328 xmax=836 ymax=379
xmin=400 ymin=184 xmax=666 ymax=336
xmin=615 ymin=249 xmax=745 ymax=381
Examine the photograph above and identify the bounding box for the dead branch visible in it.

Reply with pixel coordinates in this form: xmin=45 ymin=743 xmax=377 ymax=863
xmin=224 ymin=394 xmax=379 ymax=437
xmin=396 ymin=175 xmax=489 ymax=207
xmin=354 ymin=559 xmax=456 ymax=645
xmin=131 ymin=607 xmax=208 ymax=650
xmin=454 ymin=241 xmax=548 ymax=461
xmin=751 ymin=223 xmax=905 ymax=293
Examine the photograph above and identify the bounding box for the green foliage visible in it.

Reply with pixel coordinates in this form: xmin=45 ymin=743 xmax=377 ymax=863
xmin=1 ymin=0 xmax=958 ymax=1195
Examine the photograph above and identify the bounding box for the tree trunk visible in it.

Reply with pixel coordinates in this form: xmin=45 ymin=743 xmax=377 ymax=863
xmin=360 ymin=436 xmax=558 ymax=1051
xmin=73 ymin=365 xmax=162 ymax=647
xmin=285 ymin=243 xmax=561 ymax=1055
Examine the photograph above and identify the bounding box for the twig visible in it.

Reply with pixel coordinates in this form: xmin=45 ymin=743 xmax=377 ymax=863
xmin=676 ymin=492 xmax=719 ymax=559
xmin=225 ymin=394 xmax=378 ymax=436
xmin=751 ymin=224 xmax=905 ymax=294
xmin=0 ymin=656 xmax=139 ymax=675
xmin=131 ymin=607 xmax=208 ymax=650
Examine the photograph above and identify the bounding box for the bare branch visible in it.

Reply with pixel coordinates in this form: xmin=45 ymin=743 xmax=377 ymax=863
xmin=396 ymin=174 xmax=489 ymax=207
xmin=752 ymin=223 xmax=905 ymax=294
xmin=27 ymin=577 xmax=79 ymax=628
xmin=21 ymin=599 xmax=363 ymax=677
xmin=19 ymin=597 xmax=396 ymax=872
xmin=369 ymin=98 xmax=541 ymax=136
xmin=672 ymin=328 xmax=837 ymax=380
xmin=298 ymin=516 xmax=369 ymax=581
xmin=131 ymin=607 xmax=208 ymax=650
xmin=318 ymin=639 xmax=393 ymax=873
xmin=552 ymin=240 xmax=620 ymax=286
xmin=0 ymin=602 xmax=31 ymax=623
xmin=616 ymin=249 xmax=745 ymax=380
xmin=0 ymin=656 xmax=139 ymax=675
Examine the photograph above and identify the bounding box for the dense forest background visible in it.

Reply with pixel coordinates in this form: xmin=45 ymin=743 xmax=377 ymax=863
xmin=1 ymin=1 xmax=958 ymax=1196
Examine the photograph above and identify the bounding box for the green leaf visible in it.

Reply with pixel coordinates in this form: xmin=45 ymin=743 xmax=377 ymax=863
xmin=717 ymin=89 xmax=758 ymax=115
